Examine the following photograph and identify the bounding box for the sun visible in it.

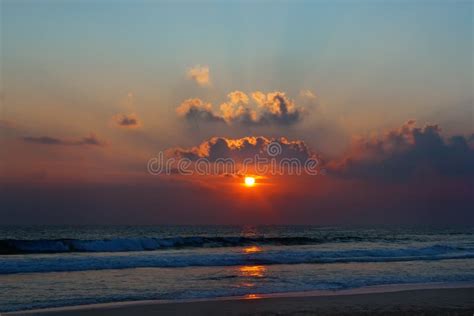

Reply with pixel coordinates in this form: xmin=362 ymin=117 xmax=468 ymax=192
xmin=244 ymin=176 xmax=256 ymax=187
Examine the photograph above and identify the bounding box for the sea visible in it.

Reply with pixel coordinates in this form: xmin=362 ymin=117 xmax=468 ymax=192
xmin=1 ymin=225 xmax=473 ymax=312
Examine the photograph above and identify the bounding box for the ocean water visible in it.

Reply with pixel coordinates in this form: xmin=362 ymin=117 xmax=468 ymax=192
xmin=1 ymin=226 xmax=473 ymax=312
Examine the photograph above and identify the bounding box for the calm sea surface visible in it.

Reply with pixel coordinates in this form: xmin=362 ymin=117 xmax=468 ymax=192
xmin=1 ymin=225 xmax=473 ymax=312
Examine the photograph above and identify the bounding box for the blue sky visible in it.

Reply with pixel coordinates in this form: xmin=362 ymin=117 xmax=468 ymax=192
xmin=3 ymin=1 xmax=472 ymax=126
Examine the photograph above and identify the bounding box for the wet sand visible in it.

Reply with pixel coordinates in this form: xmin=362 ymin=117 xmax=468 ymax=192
xmin=8 ymin=286 xmax=474 ymax=316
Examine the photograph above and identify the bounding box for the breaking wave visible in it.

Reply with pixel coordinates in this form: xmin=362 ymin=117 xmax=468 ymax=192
xmin=1 ymin=244 xmax=473 ymax=274
xmin=0 ymin=235 xmax=391 ymax=255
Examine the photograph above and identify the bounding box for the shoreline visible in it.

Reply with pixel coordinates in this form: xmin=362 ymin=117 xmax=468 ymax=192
xmin=7 ymin=282 xmax=474 ymax=315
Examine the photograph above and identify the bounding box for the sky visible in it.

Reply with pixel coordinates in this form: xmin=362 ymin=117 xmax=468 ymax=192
xmin=0 ymin=0 xmax=473 ymax=225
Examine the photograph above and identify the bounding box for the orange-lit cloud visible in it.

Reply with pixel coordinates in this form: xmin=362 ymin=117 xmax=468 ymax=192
xmin=228 ymin=90 xmax=250 ymax=104
xmin=186 ymin=65 xmax=210 ymax=86
xmin=251 ymin=91 xmax=303 ymax=125
xmin=219 ymin=90 xmax=257 ymax=124
xmin=169 ymin=136 xmax=318 ymax=163
xmin=176 ymin=98 xmax=225 ymax=123
xmin=177 ymin=91 xmax=306 ymax=126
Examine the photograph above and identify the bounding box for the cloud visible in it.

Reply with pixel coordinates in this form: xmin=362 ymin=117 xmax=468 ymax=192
xmin=299 ymin=89 xmax=319 ymax=109
xmin=330 ymin=120 xmax=474 ymax=180
xmin=22 ymin=133 xmax=106 ymax=147
xmin=176 ymin=98 xmax=225 ymax=123
xmin=177 ymin=91 xmax=306 ymax=126
xmin=228 ymin=91 xmax=249 ymax=104
xmin=113 ymin=113 xmax=142 ymax=128
xmin=219 ymin=91 xmax=257 ymax=125
xmin=169 ymin=136 xmax=317 ymax=163
xmin=186 ymin=65 xmax=210 ymax=86
xmin=299 ymin=89 xmax=317 ymax=100
xmin=252 ymin=91 xmax=303 ymax=125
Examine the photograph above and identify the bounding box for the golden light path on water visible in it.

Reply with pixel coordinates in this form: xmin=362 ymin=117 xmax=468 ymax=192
xmin=239 ymin=245 xmax=266 ymax=299
xmin=243 ymin=246 xmax=262 ymax=254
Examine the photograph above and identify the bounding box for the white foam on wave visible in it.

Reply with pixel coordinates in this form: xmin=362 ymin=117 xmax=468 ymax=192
xmin=1 ymin=244 xmax=473 ymax=274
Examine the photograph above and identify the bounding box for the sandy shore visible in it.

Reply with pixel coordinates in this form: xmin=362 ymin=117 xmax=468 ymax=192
xmin=8 ymin=285 xmax=474 ymax=316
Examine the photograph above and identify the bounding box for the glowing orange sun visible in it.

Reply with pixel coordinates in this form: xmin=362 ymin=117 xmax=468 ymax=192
xmin=244 ymin=176 xmax=256 ymax=187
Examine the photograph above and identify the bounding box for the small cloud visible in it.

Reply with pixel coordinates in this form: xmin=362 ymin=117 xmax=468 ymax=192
xmin=80 ymin=134 xmax=105 ymax=146
xmin=113 ymin=113 xmax=142 ymax=129
xmin=300 ymin=89 xmax=317 ymax=100
xmin=299 ymin=89 xmax=319 ymax=109
xmin=186 ymin=65 xmax=210 ymax=86
xmin=22 ymin=133 xmax=106 ymax=147
xmin=22 ymin=136 xmax=62 ymax=145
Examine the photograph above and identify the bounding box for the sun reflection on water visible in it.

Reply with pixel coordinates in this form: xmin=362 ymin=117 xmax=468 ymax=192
xmin=242 ymin=245 xmax=262 ymax=254
xmin=239 ymin=265 xmax=266 ymax=278
xmin=238 ymin=227 xmax=266 ymax=299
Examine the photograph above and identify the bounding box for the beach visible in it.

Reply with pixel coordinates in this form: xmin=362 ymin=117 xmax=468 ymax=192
xmin=8 ymin=286 xmax=474 ymax=315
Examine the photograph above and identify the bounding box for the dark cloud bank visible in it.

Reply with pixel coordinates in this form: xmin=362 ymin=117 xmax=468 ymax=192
xmin=170 ymin=136 xmax=317 ymax=163
xmin=330 ymin=120 xmax=474 ymax=181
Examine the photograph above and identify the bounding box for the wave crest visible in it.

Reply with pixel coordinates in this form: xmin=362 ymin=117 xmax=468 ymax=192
xmin=0 ymin=236 xmax=373 ymax=254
